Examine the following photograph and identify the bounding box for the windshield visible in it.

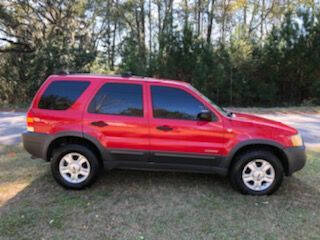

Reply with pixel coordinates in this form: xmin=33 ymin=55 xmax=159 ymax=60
xmin=187 ymin=85 xmax=229 ymax=116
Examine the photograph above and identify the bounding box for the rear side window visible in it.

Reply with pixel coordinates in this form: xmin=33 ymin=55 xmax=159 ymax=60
xmin=38 ymin=81 xmax=90 ymax=110
xmin=88 ymin=83 xmax=143 ymax=117
xmin=151 ymin=85 xmax=208 ymax=120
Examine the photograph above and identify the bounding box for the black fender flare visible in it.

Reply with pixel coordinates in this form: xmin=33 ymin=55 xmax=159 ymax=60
xmin=43 ymin=131 xmax=107 ymax=161
xmin=221 ymin=139 xmax=288 ymax=170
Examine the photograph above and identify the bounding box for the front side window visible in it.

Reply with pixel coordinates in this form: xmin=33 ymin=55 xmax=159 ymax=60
xmin=88 ymin=83 xmax=143 ymax=117
xmin=38 ymin=81 xmax=90 ymax=110
xmin=151 ymin=85 xmax=209 ymax=120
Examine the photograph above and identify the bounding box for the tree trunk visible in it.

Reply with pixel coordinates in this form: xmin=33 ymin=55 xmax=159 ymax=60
xmin=169 ymin=0 xmax=173 ymax=33
xmin=156 ymin=0 xmax=162 ymax=51
xmin=140 ymin=0 xmax=146 ymax=64
xmin=243 ymin=0 xmax=247 ymax=25
xmin=135 ymin=7 xmax=140 ymax=44
xmin=183 ymin=0 xmax=189 ymax=27
xmin=221 ymin=0 xmax=226 ymax=44
xmin=106 ymin=0 xmax=111 ymax=68
xmin=110 ymin=0 xmax=119 ymax=70
xmin=197 ymin=0 xmax=201 ymax=36
xmin=111 ymin=22 xmax=117 ymax=70
xmin=148 ymin=0 xmax=152 ymax=64
xmin=206 ymin=0 xmax=215 ymax=44
xmin=140 ymin=0 xmax=145 ymax=48
xmin=260 ymin=0 xmax=265 ymax=40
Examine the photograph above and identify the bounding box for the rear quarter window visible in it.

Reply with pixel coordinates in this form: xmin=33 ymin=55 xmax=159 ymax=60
xmin=38 ymin=81 xmax=90 ymax=110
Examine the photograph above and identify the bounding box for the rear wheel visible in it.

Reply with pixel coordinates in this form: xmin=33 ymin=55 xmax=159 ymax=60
xmin=230 ymin=150 xmax=284 ymax=195
xmin=51 ymin=144 xmax=100 ymax=189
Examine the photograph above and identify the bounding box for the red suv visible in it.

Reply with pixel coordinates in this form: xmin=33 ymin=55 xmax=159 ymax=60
xmin=22 ymin=73 xmax=306 ymax=195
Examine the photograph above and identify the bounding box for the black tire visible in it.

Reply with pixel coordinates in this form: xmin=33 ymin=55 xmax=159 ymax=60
xmin=230 ymin=150 xmax=284 ymax=195
xmin=51 ymin=144 xmax=100 ymax=189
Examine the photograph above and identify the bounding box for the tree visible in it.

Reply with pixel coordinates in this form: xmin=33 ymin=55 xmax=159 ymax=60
xmin=0 ymin=0 xmax=319 ymax=107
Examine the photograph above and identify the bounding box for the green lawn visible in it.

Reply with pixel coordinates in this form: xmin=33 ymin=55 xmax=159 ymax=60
xmin=0 ymin=144 xmax=320 ymax=240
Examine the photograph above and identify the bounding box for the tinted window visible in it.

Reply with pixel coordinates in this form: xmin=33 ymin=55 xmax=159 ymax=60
xmin=38 ymin=81 xmax=90 ymax=110
xmin=88 ymin=83 xmax=143 ymax=117
xmin=151 ymin=86 xmax=209 ymax=120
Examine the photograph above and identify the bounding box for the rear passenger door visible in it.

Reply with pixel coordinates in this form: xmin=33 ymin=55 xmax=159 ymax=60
xmin=148 ymin=84 xmax=227 ymax=167
xmin=83 ymin=81 xmax=149 ymax=162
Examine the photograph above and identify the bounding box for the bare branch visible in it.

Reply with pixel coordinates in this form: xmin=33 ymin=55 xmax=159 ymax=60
xmin=0 ymin=47 xmax=34 ymax=53
xmin=0 ymin=37 xmax=29 ymax=46
xmin=249 ymin=0 xmax=275 ymax=34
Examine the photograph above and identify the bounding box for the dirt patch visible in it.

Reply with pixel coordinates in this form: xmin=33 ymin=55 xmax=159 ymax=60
xmin=0 ymin=181 xmax=29 ymax=207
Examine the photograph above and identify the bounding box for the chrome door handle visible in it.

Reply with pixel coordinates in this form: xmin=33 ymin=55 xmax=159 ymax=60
xmin=156 ymin=125 xmax=173 ymax=131
xmin=91 ymin=121 xmax=108 ymax=127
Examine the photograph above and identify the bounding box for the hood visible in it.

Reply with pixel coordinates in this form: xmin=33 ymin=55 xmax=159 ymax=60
xmin=230 ymin=112 xmax=297 ymax=135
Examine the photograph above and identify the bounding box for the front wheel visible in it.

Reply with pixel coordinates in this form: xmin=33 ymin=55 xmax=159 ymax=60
xmin=51 ymin=144 xmax=100 ymax=189
xmin=230 ymin=150 xmax=284 ymax=195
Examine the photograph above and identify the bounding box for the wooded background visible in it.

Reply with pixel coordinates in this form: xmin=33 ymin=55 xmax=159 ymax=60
xmin=0 ymin=0 xmax=319 ymax=107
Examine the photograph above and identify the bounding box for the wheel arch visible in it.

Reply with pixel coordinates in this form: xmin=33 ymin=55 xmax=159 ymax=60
xmin=45 ymin=132 xmax=105 ymax=166
xmin=225 ymin=140 xmax=289 ymax=175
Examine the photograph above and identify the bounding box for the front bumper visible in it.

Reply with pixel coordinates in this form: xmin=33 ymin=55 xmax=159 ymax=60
xmin=22 ymin=131 xmax=50 ymax=160
xmin=284 ymin=146 xmax=306 ymax=175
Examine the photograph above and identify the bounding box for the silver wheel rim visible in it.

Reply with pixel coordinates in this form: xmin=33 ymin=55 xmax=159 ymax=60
xmin=242 ymin=159 xmax=275 ymax=191
xmin=59 ymin=152 xmax=91 ymax=184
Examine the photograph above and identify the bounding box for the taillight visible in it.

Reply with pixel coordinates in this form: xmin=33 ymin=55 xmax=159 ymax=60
xmin=26 ymin=116 xmax=34 ymax=132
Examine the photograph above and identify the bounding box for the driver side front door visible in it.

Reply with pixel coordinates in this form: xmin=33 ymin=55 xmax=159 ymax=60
xmin=148 ymin=84 xmax=228 ymax=167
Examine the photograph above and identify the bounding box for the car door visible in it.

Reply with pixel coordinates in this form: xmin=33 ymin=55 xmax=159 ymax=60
xmin=83 ymin=80 xmax=149 ymax=162
xmin=148 ymin=83 xmax=229 ymax=167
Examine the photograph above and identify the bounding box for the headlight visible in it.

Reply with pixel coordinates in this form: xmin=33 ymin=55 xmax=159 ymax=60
xmin=291 ymin=134 xmax=303 ymax=147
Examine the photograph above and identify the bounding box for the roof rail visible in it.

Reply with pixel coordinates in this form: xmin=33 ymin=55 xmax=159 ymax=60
xmin=55 ymin=69 xmax=69 ymax=75
xmin=55 ymin=69 xmax=92 ymax=75
xmin=53 ymin=70 xmax=147 ymax=79
xmin=121 ymin=72 xmax=132 ymax=77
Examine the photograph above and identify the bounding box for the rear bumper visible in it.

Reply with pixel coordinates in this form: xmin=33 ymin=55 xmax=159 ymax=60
xmin=22 ymin=131 xmax=50 ymax=160
xmin=284 ymin=146 xmax=306 ymax=175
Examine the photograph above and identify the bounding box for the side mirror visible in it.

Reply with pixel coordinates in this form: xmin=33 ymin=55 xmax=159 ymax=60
xmin=197 ymin=110 xmax=212 ymax=121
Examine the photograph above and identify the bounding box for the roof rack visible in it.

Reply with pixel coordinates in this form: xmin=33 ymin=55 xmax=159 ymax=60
xmin=55 ymin=69 xmax=69 ymax=75
xmin=54 ymin=70 xmax=146 ymax=79
xmin=120 ymin=72 xmax=147 ymax=79
xmin=121 ymin=72 xmax=132 ymax=77
xmin=55 ymin=69 xmax=92 ymax=75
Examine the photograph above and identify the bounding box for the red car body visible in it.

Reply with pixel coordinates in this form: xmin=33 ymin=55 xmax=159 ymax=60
xmin=22 ymin=73 xmax=306 ymax=192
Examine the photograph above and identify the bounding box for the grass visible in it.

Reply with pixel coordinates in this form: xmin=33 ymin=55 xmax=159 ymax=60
xmin=0 ymin=144 xmax=320 ymax=240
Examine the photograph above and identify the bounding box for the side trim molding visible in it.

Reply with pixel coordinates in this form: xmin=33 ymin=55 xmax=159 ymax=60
xmin=110 ymin=150 xmax=145 ymax=155
xmin=154 ymin=152 xmax=217 ymax=159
